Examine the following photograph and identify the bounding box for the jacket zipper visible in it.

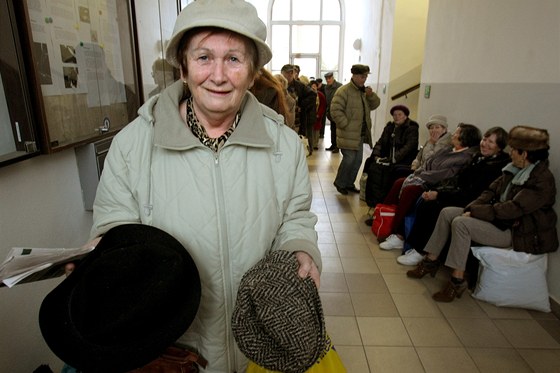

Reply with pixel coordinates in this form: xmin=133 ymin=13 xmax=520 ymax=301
xmin=213 ymin=149 xmax=238 ymax=371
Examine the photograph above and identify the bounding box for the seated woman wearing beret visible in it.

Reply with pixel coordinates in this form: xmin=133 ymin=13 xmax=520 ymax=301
xmin=407 ymin=126 xmax=558 ymax=302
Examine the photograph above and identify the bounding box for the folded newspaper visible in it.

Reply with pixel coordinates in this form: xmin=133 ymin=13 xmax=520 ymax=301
xmin=0 ymin=246 xmax=94 ymax=288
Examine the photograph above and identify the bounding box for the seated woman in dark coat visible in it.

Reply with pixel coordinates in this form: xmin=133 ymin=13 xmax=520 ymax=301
xmin=397 ymin=127 xmax=510 ymax=266
xmin=407 ymin=126 xmax=558 ymax=302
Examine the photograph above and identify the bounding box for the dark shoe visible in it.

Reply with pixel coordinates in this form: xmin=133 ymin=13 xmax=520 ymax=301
xmin=331 ymin=148 xmax=339 ymax=153
xmin=365 ymin=218 xmax=374 ymax=226
xmin=407 ymin=258 xmax=439 ymax=279
xmin=325 ymin=146 xmax=335 ymax=151
xmin=334 ymin=183 xmax=348 ymax=195
xmin=432 ymin=279 xmax=467 ymax=302
xmin=347 ymin=186 xmax=360 ymax=194
xmin=313 ymin=146 xmax=319 ymax=150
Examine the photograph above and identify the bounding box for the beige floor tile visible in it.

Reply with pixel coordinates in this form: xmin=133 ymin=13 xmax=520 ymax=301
xmin=447 ymin=318 xmax=511 ymax=347
xmin=335 ymin=232 xmax=369 ymax=245
xmin=357 ymin=317 xmax=412 ymax=346
xmin=392 ymin=293 xmax=443 ymax=318
xmin=331 ymin=222 xmax=363 ymax=233
xmin=436 ymin=294 xmax=488 ymax=318
xmin=335 ymin=346 xmax=370 ymax=373
xmin=341 ymin=257 xmax=379 ymax=274
xmin=416 ymin=347 xmax=478 ymax=372
xmin=345 ymin=273 xmax=389 ymax=293
xmin=517 ymin=349 xmax=560 ymax=372
xmin=477 ymin=300 xmax=532 ymax=319
xmin=337 ymin=243 xmax=373 ymax=258
xmin=317 ymin=231 xmax=335 ymax=244
xmin=320 ymin=292 xmax=355 ymax=316
xmin=535 ymin=319 xmax=560 ymax=344
xmin=314 ymin=221 xmax=334 ymax=233
xmin=328 ymin=212 xmax=358 ymax=223
xmin=322 ymin=257 xmax=344 ymax=273
xmin=351 ymin=292 xmax=399 ymax=317
xmin=467 ymin=347 xmax=532 ymax=372
xmin=493 ymin=319 xmax=560 ymax=348
xmin=375 ymin=257 xmax=410 ymax=274
xmin=318 ymin=243 xmax=340 ymax=257
xmin=364 ymin=346 xmax=424 ymax=373
xmin=382 ymin=273 xmax=431 ymax=294
xmin=403 ymin=317 xmax=462 ymax=347
xmin=320 ymin=272 xmax=349 ymax=293
xmin=325 ymin=316 xmax=362 ymax=346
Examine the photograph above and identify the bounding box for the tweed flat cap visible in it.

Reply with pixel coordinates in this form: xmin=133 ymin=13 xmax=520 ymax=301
xmin=232 ymin=250 xmax=326 ymax=373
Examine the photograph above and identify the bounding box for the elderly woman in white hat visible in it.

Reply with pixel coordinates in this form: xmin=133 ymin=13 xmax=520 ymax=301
xmin=411 ymin=114 xmax=452 ymax=170
xmin=87 ymin=0 xmax=321 ymax=371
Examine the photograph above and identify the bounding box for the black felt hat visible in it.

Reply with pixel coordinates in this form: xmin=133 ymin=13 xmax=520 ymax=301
xmin=232 ymin=250 xmax=326 ymax=373
xmin=39 ymin=224 xmax=201 ymax=373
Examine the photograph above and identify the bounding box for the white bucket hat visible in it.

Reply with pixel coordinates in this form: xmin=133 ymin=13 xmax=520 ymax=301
xmin=165 ymin=0 xmax=273 ymax=69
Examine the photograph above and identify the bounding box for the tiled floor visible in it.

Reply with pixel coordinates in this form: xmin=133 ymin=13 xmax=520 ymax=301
xmin=308 ymin=128 xmax=560 ymax=372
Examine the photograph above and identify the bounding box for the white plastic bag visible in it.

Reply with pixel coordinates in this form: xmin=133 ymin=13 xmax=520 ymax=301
xmin=471 ymin=246 xmax=550 ymax=312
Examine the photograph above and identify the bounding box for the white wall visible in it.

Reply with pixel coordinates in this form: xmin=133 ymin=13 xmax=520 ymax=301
xmin=0 ymin=150 xmax=93 ymax=371
xmin=419 ymin=0 xmax=560 ymax=303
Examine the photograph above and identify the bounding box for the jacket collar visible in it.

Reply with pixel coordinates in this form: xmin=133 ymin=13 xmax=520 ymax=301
xmin=150 ymin=80 xmax=274 ymax=150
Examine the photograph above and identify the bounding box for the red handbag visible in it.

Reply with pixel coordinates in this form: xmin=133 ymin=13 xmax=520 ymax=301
xmin=371 ymin=204 xmax=397 ymax=240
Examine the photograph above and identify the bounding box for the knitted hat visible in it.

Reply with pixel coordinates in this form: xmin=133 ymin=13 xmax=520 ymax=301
xmin=39 ymin=224 xmax=201 ymax=373
xmin=425 ymin=114 xmax=448 ymax=129
xmin=165 ymin=0 xmax=272 ymax=68
xmin=508 ymin=125 xmax=550 ymax=151
xmin=390 ymin=105 xmax=410 ymax=117
xmin=350 ymin=64 xmax=370 ymax=75
xmin=232 ymin=250 xmax=326 ymax=373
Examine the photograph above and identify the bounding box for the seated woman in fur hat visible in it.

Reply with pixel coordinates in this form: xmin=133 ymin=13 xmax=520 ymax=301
xmin=407 ymin=125 xmax=558 ymax=302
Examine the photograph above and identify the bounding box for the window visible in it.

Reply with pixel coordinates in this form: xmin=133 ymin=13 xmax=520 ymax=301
xmin=269 ymin=0 xmax=343 ymax=80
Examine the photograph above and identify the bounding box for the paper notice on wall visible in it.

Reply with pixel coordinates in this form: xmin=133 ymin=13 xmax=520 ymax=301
xmin=25 ymin=0 xmax=126 ymax=104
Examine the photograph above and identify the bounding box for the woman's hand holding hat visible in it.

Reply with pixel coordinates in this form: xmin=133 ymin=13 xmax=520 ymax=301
xmin=295 ymin=251 xmax=320 ymax=288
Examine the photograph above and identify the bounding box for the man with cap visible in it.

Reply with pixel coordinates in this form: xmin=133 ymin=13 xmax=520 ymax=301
xmin=324 ymin=72 xmax=343 ymax=152
xmin=330 ymin=64 xmax=380 ymax=194
xmin=281 ymin=64 xmax=317 ymax=155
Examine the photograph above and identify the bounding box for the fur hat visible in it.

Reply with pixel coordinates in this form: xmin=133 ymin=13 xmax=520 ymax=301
xmin=350 ymin=64 xmax=370 ymax=75
xmin=232 ymin=250 xmax=326 ymax=373
xmin=508 ymin=125 xmax=550 ymax=151
xmin=165 ymin=0 xmax=272 ymax=68
xmin=425 ymin=114 xmax=448 ymax=129
xmin=390 ymin=105 xmax=410 ymax=117
xmin=39 ymin=224 xmax=201 ymax=373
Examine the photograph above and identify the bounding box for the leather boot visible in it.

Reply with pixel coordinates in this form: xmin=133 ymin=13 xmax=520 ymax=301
xmin=432 ymin=278 xmax=467 ymax=302
xmin=406 ymin=258 xmax=439 ymax=279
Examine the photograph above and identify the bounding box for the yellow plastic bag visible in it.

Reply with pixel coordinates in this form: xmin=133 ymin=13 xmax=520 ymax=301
xmin=246 ymin=336 xmax=346 ymax=373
